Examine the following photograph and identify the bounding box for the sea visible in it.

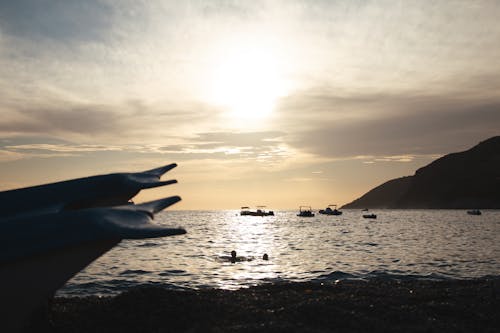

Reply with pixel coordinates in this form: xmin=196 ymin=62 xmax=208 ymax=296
xmin=57 ymin=209 xmax=500 ymax=297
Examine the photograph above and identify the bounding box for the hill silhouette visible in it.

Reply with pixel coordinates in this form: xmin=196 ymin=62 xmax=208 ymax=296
xmin=342 ymin=136 xmax=500 ymax=209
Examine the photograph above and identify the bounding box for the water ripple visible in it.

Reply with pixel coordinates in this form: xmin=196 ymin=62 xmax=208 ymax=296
xmin=58 ymin=209 xmax=500 ymax=296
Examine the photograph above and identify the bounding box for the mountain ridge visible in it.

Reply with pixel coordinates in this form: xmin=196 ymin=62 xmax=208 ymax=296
xmin=342 ymin=136 xmax=500 ymax=209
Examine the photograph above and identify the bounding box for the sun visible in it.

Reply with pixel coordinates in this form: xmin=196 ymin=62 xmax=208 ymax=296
xmin=207 ymin=46 xmax=286 ymax=119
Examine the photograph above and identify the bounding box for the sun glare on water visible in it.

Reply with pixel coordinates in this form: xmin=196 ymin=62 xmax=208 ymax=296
xmin=208 ymin=45 xmax=287 ymax=120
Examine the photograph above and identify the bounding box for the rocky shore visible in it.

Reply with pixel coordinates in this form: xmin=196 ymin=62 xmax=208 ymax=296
xmin=36 ymin=278 xmax=499 ymax=332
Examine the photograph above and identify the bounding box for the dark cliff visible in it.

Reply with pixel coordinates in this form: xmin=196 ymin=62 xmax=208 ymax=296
xmin=342 ymin=136 xmax=500 ymax=209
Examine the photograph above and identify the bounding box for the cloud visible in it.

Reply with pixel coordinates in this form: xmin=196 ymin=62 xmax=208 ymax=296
xmin=160 ymin=131 xmax=285 ymax=152
xmin=0 ymin=130 xmax=294 ymax=166
xmin=0 ymin=138 xmax=127 ymax=161
xmin=1 ymin=0 xmax=500 ymax=167
xmin=158 ymin=131 xmax=290 ymax=162
xmin=5 ymin=143 xmax=123 ymax=153
xmin=279 ymin=88 xmax=500 ymax=157
xmin=0 ymin=104 xmax=122 ymax=137
xmin=0 ymin=0 xmax=113 ymax=43
xmin=190 ymin=131 xmax=284 ymax=147
xmin=0 ymin=149 xmax=24 ymax=162
xmin=0 ymin=97 xmax=224 ymax=144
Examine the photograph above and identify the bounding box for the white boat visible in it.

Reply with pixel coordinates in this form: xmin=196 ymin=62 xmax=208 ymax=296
xmin=297 ymin=206 xmax=314 ymax=217
xmin=240 ymin=206 xmax=274 ymax=216
xmin=319 ymin=204 xmax=342 ymax=215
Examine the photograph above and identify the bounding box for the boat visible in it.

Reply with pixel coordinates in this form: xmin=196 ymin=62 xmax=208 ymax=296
xmin=318 ymin=204 xmax=342 ymax=215
xmin=363 ymin=214 xmax=377 ymax=219
xmin=240 ymin=206 xmax=274 ymax=216
xmin=240 ymin=206 xmax=251 ymax=215
xmin=0 ymin=163 xmax=184 ymax=331
xmin=297 ymin=206 xmax=315 ymax=217
xmin=467 ymin=209 xmax=482 ymax=215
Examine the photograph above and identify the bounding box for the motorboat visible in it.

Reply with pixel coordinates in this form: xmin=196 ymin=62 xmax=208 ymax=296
xmin=362 ymin=208 xmax=376 ymax=219
xmin=240 ymin=206 xmax=251 ymax=215
xmin=318 ymin=204 xmax=342 ymax=215
xmin=467 ymin=209 xmax=482 ymax=215
xmin=297 ymin=206 xmax=315 ymax=217
xmin=240 ymin=206 xmax=274 ymax=216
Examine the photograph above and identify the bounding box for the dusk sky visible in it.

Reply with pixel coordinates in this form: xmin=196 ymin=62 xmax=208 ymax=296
xmin=1 ymin=0 xmax=499 ymax=209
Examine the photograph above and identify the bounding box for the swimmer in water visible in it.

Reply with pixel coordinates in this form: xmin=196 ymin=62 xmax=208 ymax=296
xmin=221 ymin=250 xmax=252 ymax=263
xmin=263 ymin=253 xmax=269 ymax=260
xmin=230 ymin=250 xmax=237 ymax=263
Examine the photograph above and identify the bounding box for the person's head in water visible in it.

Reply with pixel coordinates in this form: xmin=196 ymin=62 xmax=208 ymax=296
xmin=263 ymin=253 xmax=269 ymax=260
xmin=230 ymin=250 xmax=237 ymax=263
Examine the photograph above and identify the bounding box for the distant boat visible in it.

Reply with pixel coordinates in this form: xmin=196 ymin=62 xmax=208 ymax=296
xmin=467 ymin=209 xmax=482 ymax=215
xmin=240 ymin=206 xmax=251 ymax=215
xmin=318 ymin=204 xmax=342 ymax=215
xmin=361 ymin=208 xmax=376 ymax=219
xmin=240 ymin=206 xmax=274 ymax=216
xmin=297 ymin=206 xmax=315 ymax=217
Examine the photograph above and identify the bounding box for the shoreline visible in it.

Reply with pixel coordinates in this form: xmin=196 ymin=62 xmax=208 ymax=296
xmin=38 ymin=278 xmax=499 ymax=332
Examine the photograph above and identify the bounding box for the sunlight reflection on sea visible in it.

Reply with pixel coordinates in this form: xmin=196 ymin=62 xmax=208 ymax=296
xmin=58 ymin=210 xmax=500 ymax=296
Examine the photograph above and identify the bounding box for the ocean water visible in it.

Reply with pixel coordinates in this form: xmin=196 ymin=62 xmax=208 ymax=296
xmin=58 ymin=210 xmax=500 ymax=296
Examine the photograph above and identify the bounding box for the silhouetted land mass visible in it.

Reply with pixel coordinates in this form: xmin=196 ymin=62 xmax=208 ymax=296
xmin=342 ymin=136 xmax=500 ymax=209
xmin=38 ymin=279 xmax=499 ymax=332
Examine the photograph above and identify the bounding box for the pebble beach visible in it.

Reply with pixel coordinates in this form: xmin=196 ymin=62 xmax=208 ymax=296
xmin=38 ymin=278 xmax=500 ymax=332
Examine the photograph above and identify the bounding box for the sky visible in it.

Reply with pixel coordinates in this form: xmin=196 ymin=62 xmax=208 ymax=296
xmin=1 ymin=0 xmax=499 ymax=209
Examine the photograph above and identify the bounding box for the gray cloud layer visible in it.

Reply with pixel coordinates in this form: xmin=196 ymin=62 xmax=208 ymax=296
xmin=0 ymin=104 xmax=121 ymax=136
xmin=1 ymin=0 xmax=499 ymax=162
xmin=280 ymin=89 xmax=500 ymax=157
xmin=0 ymin=0 xmax=113 ymax=43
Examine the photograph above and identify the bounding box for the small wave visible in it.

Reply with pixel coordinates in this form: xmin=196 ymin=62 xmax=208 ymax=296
xmin=59 ymin=279 xmax=190 ymax=297
xmin=57 ymin=282 xmax=105 ymax=296
xmin=310 ymin=270 xmax=457 ymax=283
xmin=58 ymin=279 xmax=136 ymax=297
xmin=159 ymin=269 xmax=188 ymax=276
xmin=216 ymin=255 xmax=255 ymax=263
xmin=365 ymin=270 xmax=451 ymax=281
xmin=436 ymin=263 xmax=456 ymax=268
xmin=137 ymin=242 xmax=159 ymax=248
xmin=312 ymin=271 xmax=358 ymax=281
xmin=120 ymin=269 xmax=151 ymax=276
